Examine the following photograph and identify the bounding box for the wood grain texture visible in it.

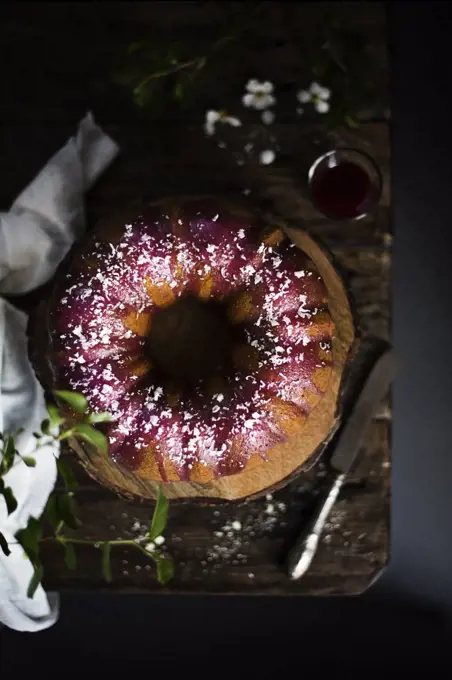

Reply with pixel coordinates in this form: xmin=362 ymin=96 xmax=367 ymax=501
xmin=0 ymin=1 xmax=390 ymax=594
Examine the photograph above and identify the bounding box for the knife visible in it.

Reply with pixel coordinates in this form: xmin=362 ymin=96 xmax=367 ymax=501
xmin=287 ymin=344 xmax=395 ymax=580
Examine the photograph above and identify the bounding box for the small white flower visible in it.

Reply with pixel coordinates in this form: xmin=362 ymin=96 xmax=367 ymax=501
xmin=242 ymin=79 xmax=275 ymax=110
xmin=259 ymin=149 xmax=275 ymax=165
xmin=314 ymin=99 xmax=329 ymax=114
xmin=204 ymin=110 xmax=242 ymax=136
xmin=297 ymin=82 xmax=331 ymax=114
xmin=310 ymin=82 xmax=331 ymax=99
xmin=261 ymin=109 xmax=275 ymax=125
xmin=145 ymin=542 xmax=155 ymax=553
xmin=154 ymin=535 xmax=165 ymax=546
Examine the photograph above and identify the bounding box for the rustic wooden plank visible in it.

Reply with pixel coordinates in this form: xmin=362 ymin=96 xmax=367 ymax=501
xmin=43 ymin=419 xmax=389 ymax=594
xmin=0 ymin=121 xmax=390 ymax=253
xmin=334 ymin=249 xmax=391 ymax=340
xmin=83 ymin=122 xmax=391 ymax=246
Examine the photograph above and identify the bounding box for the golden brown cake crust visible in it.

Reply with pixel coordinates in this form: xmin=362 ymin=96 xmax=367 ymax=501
xmin=29 ymin=198 xmax=355 ymax=500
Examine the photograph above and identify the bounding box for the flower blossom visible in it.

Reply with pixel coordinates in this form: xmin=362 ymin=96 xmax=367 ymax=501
xmin=297 ymin=82 xmax=331 ymax=114
xmin=242 ymin=79 xmax=276 ymax=110
xmin=204 ymin=110 xmax=242 ymax=136
xmin=259 ymin=149 xmax=275 ymax=165
xmin=261 ymin=109 xmax=275 ymax=125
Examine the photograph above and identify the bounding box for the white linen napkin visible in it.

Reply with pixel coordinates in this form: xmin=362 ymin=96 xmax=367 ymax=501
xmin=0 ymin=112 xmax=119 ymax=631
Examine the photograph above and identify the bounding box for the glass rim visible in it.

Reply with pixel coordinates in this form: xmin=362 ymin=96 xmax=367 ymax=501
xmin=307 ymin=147 xmax=383 ymax=222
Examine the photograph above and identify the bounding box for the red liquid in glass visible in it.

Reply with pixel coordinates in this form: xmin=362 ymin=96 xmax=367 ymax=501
xmin=311 ymin=161 xmax=372 ymax=219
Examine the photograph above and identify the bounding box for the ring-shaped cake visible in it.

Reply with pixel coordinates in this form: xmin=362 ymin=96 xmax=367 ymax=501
xmin=43 ymin=197 xmax=339 ymax=487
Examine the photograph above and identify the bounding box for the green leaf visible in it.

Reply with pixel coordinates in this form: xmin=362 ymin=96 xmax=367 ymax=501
xmin=47 ymin=402 xmax=65 ymax=427
xmin=58 ymin=429 xmax=75 ymax=442
xmin=22 ymin=457 xmax=36 ymax=467
xmin=345 ymin=114 xmax=360 ymax=129
xmin=64 ymin=542 xmax=77 ymax=570
xmin=155 ymin=556 xmax=174 ymax=585
xmin=102 ymin=543 xmax=112 ymax=583
xmin=133 ymin=81 xmax=155 ymax=109
xmin=56 ymin=493 xmax=81 ymax=531
xmin=86 ymin=412 xmax=114 ymax=424
xmin=1 ymin=436 xmax=16 ymax=475
xmin=173 ymin=81 xmax=184 ymax=102
xmin=54 ymin=390 xmax=88 ymax=414
xmin=17 ymin=517 xmax=42 ymax=564
xmin=149 ymin=486 xmax=169 ymax=540
xmin=74 ymin=424 xmax=108 ymax=455
xmin=45 ymin=492 xmax=59 ymax=529
xmin=0 ymin=532 xmax=11 ymax=556
xmin=40 ymin=419 xmax=51 ymax=435
xmin=128 ymin=41 xmax=144 ymax=54
xmin=3 ymin=487 xmax=18 ymax=515
xmin=27 ymin=563 xmax=44 ymax=599
xmin=56 ymin=457 xmax=78 ymax=491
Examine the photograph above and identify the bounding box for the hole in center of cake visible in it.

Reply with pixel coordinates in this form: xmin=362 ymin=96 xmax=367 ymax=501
xmin=146 ymin=295 xmax=235 ymax=383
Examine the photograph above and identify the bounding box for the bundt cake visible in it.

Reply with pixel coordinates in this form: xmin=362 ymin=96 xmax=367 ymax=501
xmin=40 ymin=197 xmax=336 ymax=485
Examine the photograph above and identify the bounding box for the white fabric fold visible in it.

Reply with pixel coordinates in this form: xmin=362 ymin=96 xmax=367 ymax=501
xmin=0 ymin=112 xmax=119 ymax=631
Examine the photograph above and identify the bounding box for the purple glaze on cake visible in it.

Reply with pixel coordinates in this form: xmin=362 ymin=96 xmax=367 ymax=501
xmin=47 ymin=198 xmax=334 ymax=482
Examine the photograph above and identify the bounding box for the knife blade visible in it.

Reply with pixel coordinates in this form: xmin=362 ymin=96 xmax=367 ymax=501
xmin=330 ymin=346 xmax=395 ymax=474
xmin=287 ymin=344 xmax=395 ymax=580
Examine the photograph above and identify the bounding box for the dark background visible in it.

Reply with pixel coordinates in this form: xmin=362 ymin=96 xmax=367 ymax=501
xmin=2 ymin=1 xmax=452 ymax=675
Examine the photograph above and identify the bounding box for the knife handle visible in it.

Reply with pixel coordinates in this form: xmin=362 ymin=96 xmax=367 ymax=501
xmin=287 ymin=471 xmax=346 ymax=580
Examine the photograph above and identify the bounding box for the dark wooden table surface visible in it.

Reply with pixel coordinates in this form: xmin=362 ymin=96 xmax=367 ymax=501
xmin=0 ymin=2 xmax=390 ymax=595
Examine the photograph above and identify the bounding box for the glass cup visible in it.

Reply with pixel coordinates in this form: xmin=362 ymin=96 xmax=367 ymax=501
xmin=308 ymin=148 xmax=383 ymax=221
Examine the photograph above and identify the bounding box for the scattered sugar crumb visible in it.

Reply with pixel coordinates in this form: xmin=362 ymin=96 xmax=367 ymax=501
xmin=204 ymin=495 xmax=288 ymax=569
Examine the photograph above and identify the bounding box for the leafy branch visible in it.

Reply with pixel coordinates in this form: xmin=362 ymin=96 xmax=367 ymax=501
xmin=0 ymin=391 xmax=173 ymax=598
xmin=113 ymin=3 xmax=266 ymax=112
xmin=115 ymin=4 xmax=385 ymax=133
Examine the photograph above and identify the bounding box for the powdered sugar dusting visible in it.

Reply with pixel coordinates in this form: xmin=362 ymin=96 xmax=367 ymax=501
xmin=49 ymin=199 xmax=334 ymax=478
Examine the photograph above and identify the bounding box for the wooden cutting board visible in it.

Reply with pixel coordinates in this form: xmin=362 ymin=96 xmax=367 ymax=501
xmin=0 ymin=1 xmax=390 ymax=595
